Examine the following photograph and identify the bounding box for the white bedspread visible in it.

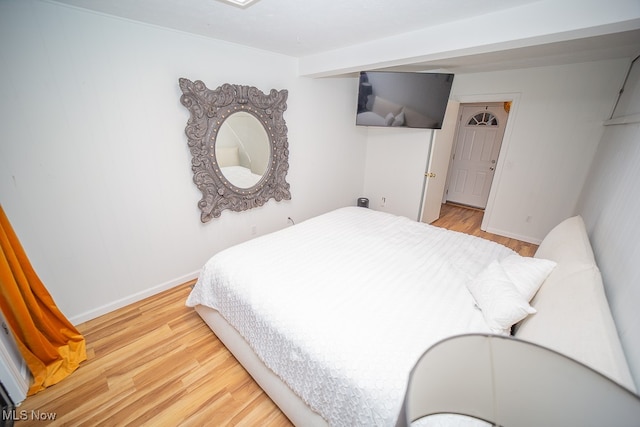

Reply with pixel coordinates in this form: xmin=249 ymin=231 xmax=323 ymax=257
xmin=220 ymin=165 xmax=262 ymax=188
xmin=186 ymin=207 xmax=515 ymax=426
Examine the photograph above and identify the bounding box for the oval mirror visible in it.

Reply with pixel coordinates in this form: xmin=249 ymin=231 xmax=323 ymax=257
xmin=215 ymin=112 xmax=271 ymax=189
xmin=179 ymin=79 xmax=291 ymax=222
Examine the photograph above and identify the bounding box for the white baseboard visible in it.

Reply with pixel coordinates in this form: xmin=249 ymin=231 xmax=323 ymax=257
xmin=483 ymin=226 xmax=542 ymax=245
xmin=70 ymin=270 xmax=201 ymax=325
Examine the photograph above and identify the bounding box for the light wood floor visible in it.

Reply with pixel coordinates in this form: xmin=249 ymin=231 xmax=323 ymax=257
xmin=15 ymin=282 xmax=292 ymax=427
xmin=15 ymin=204 xmax=537 ymax=426
xmin=431 ymin=203 xmax=538 ymax=257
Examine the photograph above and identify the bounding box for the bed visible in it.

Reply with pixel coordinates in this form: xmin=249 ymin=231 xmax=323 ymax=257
xmin=185 ymin=207 xmax=636 ymax=426
xmin=356 ymin=96 xmax=439 ymax=128
xmin=216 ymin=146 xmax=264 ymax=188
xmin=219 ymin=165 xmax=262 ymax=188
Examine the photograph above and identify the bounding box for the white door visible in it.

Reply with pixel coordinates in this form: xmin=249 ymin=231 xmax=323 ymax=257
xmin=0 ymin=313 xmax=29 ymax=404
xmin=420 ymin=101 xmax=459 ymax=223
xmin=446 ymin=103 xmax=508 ymax=209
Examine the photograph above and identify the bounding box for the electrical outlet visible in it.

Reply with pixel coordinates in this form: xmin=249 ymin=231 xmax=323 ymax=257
xmin=380 ymin=197 xmax=386 ymax=207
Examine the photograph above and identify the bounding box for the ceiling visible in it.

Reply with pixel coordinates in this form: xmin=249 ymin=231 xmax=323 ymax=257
xmin=51 ymin=0 xmax=545 ymax=56
xmin=51 ymin=0 xmax=640 ymax=75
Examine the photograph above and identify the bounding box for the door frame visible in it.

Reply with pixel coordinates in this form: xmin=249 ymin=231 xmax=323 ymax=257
xmin=446 ymin=102 xmax=509 ymax=209
xmin=420 ymin=92 xmax=521 ymax=232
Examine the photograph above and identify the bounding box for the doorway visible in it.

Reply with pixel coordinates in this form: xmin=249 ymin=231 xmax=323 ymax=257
xmin=446 ymin=102 xmax=509 ymax=209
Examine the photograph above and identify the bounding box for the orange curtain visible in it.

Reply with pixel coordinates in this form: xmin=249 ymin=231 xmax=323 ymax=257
xmin=0 ymin=205 xmax=86 ymax=396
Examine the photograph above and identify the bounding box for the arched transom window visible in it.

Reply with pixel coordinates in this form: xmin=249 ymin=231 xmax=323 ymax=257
xmin=468 ymin=112 xmax=498 ymax=126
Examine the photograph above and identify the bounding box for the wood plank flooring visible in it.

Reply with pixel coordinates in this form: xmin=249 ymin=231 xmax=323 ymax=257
xmin=15 ymin=204 xmax=537 ymax=426
xmin=15 ymin=283 xmax=292 ymax=427
xmin=431 ymin=203 xmax=538 ymax=256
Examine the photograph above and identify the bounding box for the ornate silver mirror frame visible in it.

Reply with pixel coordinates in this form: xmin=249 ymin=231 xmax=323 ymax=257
xmin=179 ymin=79 xmax=291 ymax=222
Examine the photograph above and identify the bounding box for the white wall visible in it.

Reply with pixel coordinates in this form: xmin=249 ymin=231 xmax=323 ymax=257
xmin=577 ymin=57 xmax=640 ymax=388
xmin=362 ymin=127 xmax=433 ymax=219
xmin=363 ymin=59 xmax=629 ymax=241
xmin=0 ymin=0 xmax=366 ymax=323
xmin=451 ymin=59 xmax=628 ymax=242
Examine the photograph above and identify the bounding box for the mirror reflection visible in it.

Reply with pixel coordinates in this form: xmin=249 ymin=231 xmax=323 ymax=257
xmin=216 ymin=112 xmax=271 ymax=188
xmin=179 ymin=78 xmax=291 ymax=222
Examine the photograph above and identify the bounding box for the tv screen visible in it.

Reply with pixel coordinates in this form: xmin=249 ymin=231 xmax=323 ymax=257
xmin=356 ymin=71 xmax=454 ymax=129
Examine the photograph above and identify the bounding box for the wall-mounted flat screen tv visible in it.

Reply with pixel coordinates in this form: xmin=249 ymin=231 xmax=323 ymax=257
xmin=356 ymin=71 xmax=454 ymax=129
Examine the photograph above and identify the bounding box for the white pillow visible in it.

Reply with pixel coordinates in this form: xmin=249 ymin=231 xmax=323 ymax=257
xmin=500 ymin=255 xmax=557 ymax=301
xmin=391 ymin=111 xmax=405 ymax=127
xmin=384 ymin=112 xmax=395 ymax=126
xmin=372 ymin=96 xmax=403 ymax=117
xmin=466 ymin=261 xmax=536 ymax=334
